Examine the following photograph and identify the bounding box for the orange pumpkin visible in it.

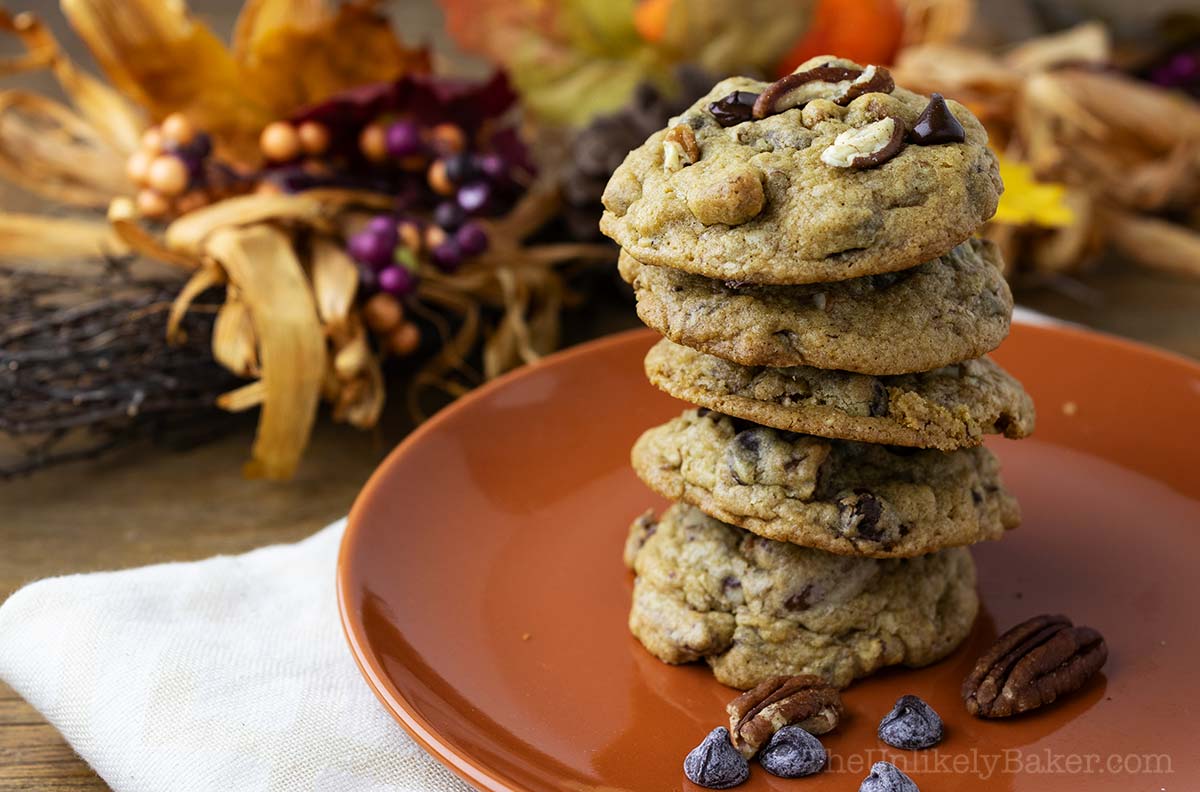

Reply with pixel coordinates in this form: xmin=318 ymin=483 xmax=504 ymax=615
xmin=776 ymin=0 xmax=904 ymax=75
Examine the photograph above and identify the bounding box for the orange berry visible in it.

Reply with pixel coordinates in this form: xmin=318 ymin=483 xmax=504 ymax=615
xmin=429 ymin=123 xmax=466 ymax=155
xmin=136 ymin=189 xmax=171 ymax=219
xmin=260 ymin=121 xmax=301 ymax=162
xmin=359 ymin=123 xmax=387 ymax=162
xmin=160 ymin=112 xmax=195 ymax=145
xmin=146 ymin=154 xmax=188 ymax=196
xmin=397 ymin=220 xmax=423 ymax=252
xmin=297 ymin=121 xmax=331 ymax=156
xmin=140 ymin=127 xmax=163 ymax=153
xmin=387 ymin=322 xmax=421 ymax=356
xmin=427 ymin=159 xmax=454 ymax=196
xmin=363 ymin=293 xmax=404 ymax=333
xmin=423 ymin=224 xmax=447 ymax=250
xmin=125 ymin=150 xmax=153 ymax=185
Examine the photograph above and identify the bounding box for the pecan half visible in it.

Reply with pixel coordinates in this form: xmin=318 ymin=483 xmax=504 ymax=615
xmin=820 ymin=116 xmax=906 ymax=169
xmin=726 ymin=675 xmax=842 ymax=758
xmin=662 ymin=124 xmax=700 ymax=172
xmin=962 ymin=614 xmax=1107 ymax=718
xmin=834 ymin=64 xmax=895 ymax=106
xmin=752 ymin=65 xmax=862 ymax=119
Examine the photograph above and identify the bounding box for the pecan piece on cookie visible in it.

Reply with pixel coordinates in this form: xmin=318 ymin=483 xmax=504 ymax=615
xmin=753 ymin=65 xmax=863 ymax=118
xmin=662 ymin=124 xmax=701 ymax=172
xmin=727 ymin=675 xmax=842 ymax=758
xmin=962 ymin=613 xmax=1107 ymax=718
xmin=820 ymin=116 xmax=905 ymax=169
xmin=834 ymin=65 xmax=895 ymax=106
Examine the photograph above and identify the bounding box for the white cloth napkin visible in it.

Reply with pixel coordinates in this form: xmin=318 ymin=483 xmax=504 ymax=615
xmin=0 ymin=520 xmax=472 ymax=792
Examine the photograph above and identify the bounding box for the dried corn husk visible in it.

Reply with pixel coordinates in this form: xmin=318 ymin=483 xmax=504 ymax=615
xmin=108 ymin=197 xmax=202 ymax=269
xmin=0 ymin=213 xmax=126 ymax=260
xmin=205 ymin=225 xmax=326 ymax=479
xmin=1104 ymin=210 xmax=1200 ymax=280
xmin=0 ymin=91 xmax=130 ymax=206
xmin=0 ymin=10 xmax=142 ymax=152
xmin=166 ymin=260 xmax=225 ymax=344
xmin=212 ymin=291 xmax=260 ymax=377
xmin=895 ymin=21 xmax=1200 ymax=279
xmin=165 ymin=193 xmax=334 ymax=254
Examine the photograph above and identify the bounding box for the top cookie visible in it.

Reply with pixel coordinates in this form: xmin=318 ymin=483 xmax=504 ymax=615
xmin=600 ymin=56 xmax=1002 ymax=285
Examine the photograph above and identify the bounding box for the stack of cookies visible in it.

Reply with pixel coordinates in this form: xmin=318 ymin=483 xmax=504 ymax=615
xmin=600 ymin=56 xmax=1036 ymax=690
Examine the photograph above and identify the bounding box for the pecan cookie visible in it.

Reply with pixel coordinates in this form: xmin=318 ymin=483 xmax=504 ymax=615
xmin=618 ymin=238 xmax=1011 ymax=374
xmin=645 ymin=339 xmax=1035 ymax=450
xmin=625 ymin=503 xmax=979 ymax=689
xmin=600 ymin=56 xmax=1002 ymax=285
xmin=631 ymin=410 xmax=1019 ymax=557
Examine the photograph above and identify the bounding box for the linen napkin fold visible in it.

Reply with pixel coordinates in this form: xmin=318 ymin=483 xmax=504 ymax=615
xmin=0 ymin=520 xmax=472 ymax=792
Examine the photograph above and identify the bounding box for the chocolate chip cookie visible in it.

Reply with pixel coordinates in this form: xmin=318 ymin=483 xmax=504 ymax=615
xmin=600 ymin=56 xmax=1002 ymax=285
xmin=645 ymin=339 xmax=1035 ymax=450
xmin=625 ymin=503 xmax=979 ymax=689
xmin=618 ymin=238 xmax=1011 ymax=374
xmin=631 ymin=409 xmax=1019 ymax=557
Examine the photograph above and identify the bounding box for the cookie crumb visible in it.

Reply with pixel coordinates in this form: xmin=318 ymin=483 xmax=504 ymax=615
xmin=521 ymin=632 xmax=532 ymax=641
xmin=1062 ymin=401 xmax=1078 ymax=416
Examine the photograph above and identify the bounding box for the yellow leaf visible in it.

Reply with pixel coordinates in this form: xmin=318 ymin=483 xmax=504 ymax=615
xmin=992 ymin=153 xmax=1075 ymax=228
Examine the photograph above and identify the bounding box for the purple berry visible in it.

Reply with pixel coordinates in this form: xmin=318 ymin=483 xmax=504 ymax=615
xmin=455 ymin=222 xmax=489 ymax=256
xmin=431 ymin=240 xmax=463 ymax=272
xmin=457 ymin=181 xmax=491 ymax=214
xmin=348 ymin=228 xmax=395 ymax=269
xmin=434 ymin=200 xmax=466 ymax=230
xmin=476 ymin=153 xmax=507 ymax=181
xmin=366 ymin=215 xmax=399 ymax=248
xmin=442 ymin=152 xmax=476 ymax=184
xmin=378 ymin=265 xmax=417 ymax=296
xmin=385 ymin=120 xmax=423 ymax=158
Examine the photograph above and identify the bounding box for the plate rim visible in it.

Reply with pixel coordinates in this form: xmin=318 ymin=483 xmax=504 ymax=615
xmin=336 ymin=321 xmax=1200 ymax=792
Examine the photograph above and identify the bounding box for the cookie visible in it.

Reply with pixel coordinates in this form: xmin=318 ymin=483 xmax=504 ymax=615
xmin=618 ymin=238 xmax=1012 ymax=374
xmin=600 ymin=57 xmax=1002 ymax=285
xmin=631 ymin=410 xmax=1019 ymax=557
xmin=645 ymin=339 xmax=1035 ymax=450
xmin=624 ymin=503 xmax=979 ymax=689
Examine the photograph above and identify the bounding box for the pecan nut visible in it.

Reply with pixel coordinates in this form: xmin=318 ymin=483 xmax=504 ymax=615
xmin=962 ymin=613 xmax=1107 ymax=718
xmin=753 ymin=65 xmax=862 ymax=118
xmin=662 ymin=124 xmax=700 ymax=172
xmin=819 ymin=116 xmax=906 ymax=169
xmin=726 ymin=675 xmax=842 ymax=758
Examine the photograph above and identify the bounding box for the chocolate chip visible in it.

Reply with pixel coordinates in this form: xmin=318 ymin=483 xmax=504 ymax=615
xmin=839 ymin=489 xmax=884 ymax=541
xmin=868 ymin=381 xmax=889 ymax=417
xmin=735 ymin=430 xmax=760 ymax=454
xmin=860 ymin=761 xmax=919 ymax=792
xmin=708 ymin=91 xmax=759 ymax=127
xmin=683 ymin=727 xmax=750 ymax=789
xmin=784 ymin=584 xmax=816 ymax=611
xmin=759 ymin=725 xmax=827 ymax=778
xmin=909 ymin=93 xmax=965 ymax=145
xmin=877 ymin=695 xmax=944 ymax=750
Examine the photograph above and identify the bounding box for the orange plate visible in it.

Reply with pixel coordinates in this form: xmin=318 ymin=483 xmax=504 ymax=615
xmin=339 ymin=324 xmax=1200 ymax=792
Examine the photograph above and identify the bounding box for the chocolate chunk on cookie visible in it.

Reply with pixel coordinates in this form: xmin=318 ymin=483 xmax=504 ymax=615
xmin=644 ymin=339 xmax=1035 ymax=450
xmin=618 ymin=238 xmax=1012 ymax=374
xmin=600 ymin=56 xmax=1002 ymax=285
xmin=626 ymin=503 xmax=979 ymax=689
xmin=630 ymin=410 xmax=1020 ymax=557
